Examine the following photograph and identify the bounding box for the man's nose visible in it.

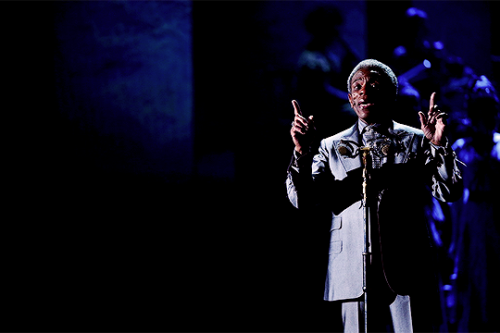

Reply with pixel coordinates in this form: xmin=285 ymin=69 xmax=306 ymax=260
xmin=359 ymin=83 xmax=367 ymax=95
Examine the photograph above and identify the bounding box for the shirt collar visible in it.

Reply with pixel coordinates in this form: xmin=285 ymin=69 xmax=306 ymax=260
xmin=358 ymin=119 xmax=369 ymax=135
xmin=358 ymin=119 xmax=393 ymax=135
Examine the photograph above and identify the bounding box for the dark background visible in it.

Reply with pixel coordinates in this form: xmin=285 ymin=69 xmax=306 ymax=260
xmin=4 ymin=1 xmax=499 ymax=331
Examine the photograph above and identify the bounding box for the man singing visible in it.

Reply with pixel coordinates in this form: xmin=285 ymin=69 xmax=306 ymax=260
xmin=286 ymin=59 xmax=463 ymax=332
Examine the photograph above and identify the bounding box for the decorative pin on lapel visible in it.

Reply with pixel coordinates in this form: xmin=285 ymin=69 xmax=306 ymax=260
xmin=337 ymin=139 xmax=361 ymax=158
xmin=338 ymin=145 xmax=349 ymax=156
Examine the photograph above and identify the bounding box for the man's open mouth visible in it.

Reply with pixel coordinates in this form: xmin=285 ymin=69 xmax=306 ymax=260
xmin=360 ymin=101 xmax=375 ymax=108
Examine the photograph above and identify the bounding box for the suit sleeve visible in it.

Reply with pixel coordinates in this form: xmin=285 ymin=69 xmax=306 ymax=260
xmin=422 ymin=138 xmax=464 ymax=202
xmin=286 ymin=140 xmax=334 ymax=209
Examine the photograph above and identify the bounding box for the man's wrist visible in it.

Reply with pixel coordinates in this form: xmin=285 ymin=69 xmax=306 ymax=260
xmin=430 ymin=140 xmax=446 ymax=147
xmin=295 ymin=146 xmax=311 ymax=156
xmin=292 ymin=147 xmax=312 ymax=169
xmin=430 ymin=137 xmax=449 ymax=149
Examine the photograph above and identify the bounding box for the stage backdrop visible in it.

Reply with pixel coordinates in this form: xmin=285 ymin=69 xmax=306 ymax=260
xmin=53 ymin=1 xmax=194 ymax=184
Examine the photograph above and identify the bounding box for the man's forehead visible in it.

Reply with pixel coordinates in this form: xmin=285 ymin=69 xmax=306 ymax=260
xmin=352 ymin=68 xmax=383 ymax=80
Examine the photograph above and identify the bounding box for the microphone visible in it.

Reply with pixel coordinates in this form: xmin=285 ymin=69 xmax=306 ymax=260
xmin=337 ymin=138 xmax=390 ymax=158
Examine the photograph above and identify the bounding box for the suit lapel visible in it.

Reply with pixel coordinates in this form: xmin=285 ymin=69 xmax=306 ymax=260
xmin=389 ymin=122 xmax=416 ymax=164
xmin=332 ymin=121 xmax=417 ymax=177
xmin=334 ymin=124 xmax=363 ymax=174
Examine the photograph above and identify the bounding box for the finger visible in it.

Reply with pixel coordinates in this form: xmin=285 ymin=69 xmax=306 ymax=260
xmin=295 ymin=120 xmax=308 ymax=132
xmin=436 ymin=112 xmax=448 ymax=125
xmin=428 ymin=92 xmax=436 ymax=113
xmin=418 ymin=111 xmax=427 ymax=125
xmin=428 ymin=111 xmax=438 ymax=125
xmin=292 ymin=101 xmax=308 ymax=125
xmin=295 ymin=114 xmax=309 ymax=128
xmin=292 ymin=122 xmax=307 ymax=135
xmin=436 ymin=112 xmax=448 ymax=120
xmin=308 ymin=115 xmax=316 ymax=130
xmin=292 ymin=100 xmax=303 ymax=117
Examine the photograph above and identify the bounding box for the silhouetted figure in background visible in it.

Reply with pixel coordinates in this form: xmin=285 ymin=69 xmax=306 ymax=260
xmin=447 ymin=75 xmax=500 ymax=333
xmin=391 ymin=8 xmax=446 ymax=101
xmin=393 ymin=9 xmax=500 ymax=329
xmin=436 ymin=56 xmax=477 ymax=146
xmin=390 ymin=7 xmax=477 ymax=143
xmin=295 ymin=6 xmax=360 ymax=140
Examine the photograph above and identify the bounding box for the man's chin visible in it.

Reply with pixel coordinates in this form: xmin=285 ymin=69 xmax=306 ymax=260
xmin=356 ymin=109 xmax=373 ymax=121
xmin=357 ymin=111 xmax=389 ymax=124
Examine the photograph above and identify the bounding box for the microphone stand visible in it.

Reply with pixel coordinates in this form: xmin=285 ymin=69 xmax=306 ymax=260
xmin=360 ymin=146 xmax=372 ymax=333
xmin=339 ymin=139 xmax=386 ymax=333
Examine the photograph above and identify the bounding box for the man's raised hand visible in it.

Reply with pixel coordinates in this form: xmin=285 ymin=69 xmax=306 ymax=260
xmin=418 ymin=92 xmax=448 ymax=146
xmin=290 ymin=100 xmax=315 ymax=155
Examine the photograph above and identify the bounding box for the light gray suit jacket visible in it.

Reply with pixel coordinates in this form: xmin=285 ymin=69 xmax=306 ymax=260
xmin=286 ymin=121 xmax=463 ymax=302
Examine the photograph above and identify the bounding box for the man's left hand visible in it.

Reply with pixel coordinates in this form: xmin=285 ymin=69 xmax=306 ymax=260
xmin=418 ymin=92 xmax=448 ymax=146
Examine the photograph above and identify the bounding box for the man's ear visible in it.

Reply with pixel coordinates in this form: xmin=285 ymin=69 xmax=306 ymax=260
xmin=348 ymin=93 xmax=353 ymax=108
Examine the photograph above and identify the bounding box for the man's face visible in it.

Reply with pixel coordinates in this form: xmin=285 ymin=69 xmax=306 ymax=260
xmin=348 ymin=68 xmax=394 ymax=124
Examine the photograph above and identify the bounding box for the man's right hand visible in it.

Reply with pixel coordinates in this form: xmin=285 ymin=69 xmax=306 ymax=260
xmin=290 ymin=100 xmax=316 ymax=155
